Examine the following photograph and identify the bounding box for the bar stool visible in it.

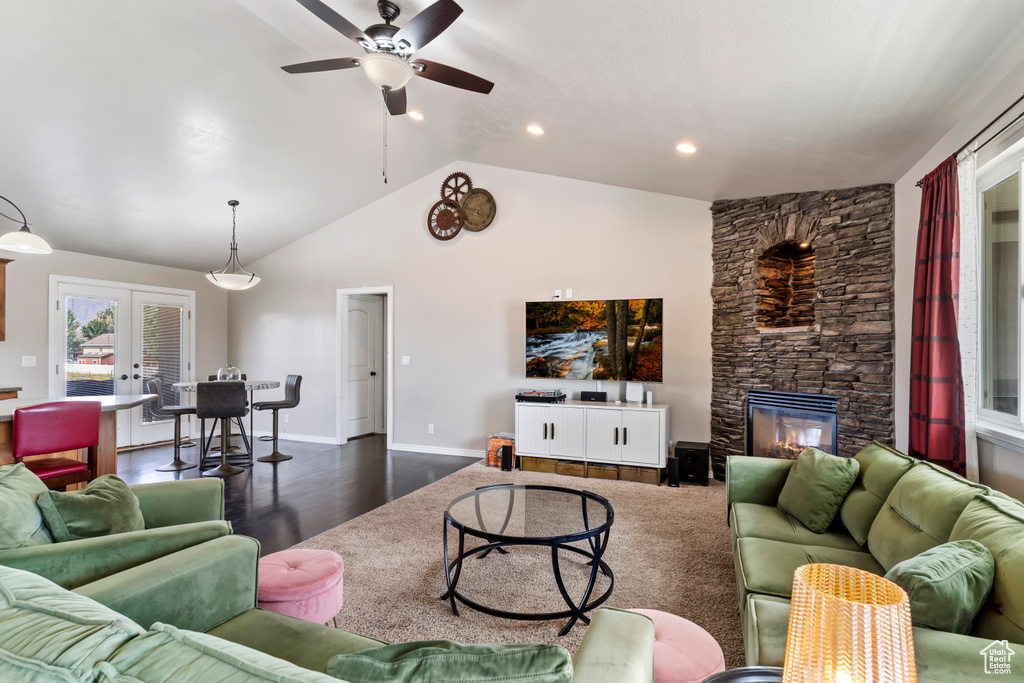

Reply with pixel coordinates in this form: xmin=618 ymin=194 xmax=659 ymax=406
xmin=208 ymin=374 xmax=248 ymax=453
xmin=254 ymin=375 xmax=302 ymax=463
xmin=197 ymin=381 xmax=250 ymax=478
xmin=12 ymin=401 xmax=100 ymax=490
xmin=146 ymin=378 xmax=197 ymax=472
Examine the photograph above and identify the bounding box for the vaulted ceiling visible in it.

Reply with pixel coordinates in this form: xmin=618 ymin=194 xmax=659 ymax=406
xmin=2 ymin=0 xmax=1024 ymax=270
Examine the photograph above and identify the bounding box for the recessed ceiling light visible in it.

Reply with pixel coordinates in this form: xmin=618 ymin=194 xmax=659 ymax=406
xmin=527 ymin=125 xmax=544 ymax=135
xmin=676 ymin=143 xmax=697 ymax=154
xmin=408 ymin=111 xmax=424 ymax=120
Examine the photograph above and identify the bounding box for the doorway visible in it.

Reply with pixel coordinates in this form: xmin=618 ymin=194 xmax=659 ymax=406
xmin=49 ymin=275 xmax=195 ymax=448
xmin=336 ymin=286 xmax=393 ymax=448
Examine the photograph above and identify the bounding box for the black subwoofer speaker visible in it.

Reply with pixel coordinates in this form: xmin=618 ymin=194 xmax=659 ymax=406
xmin=671 ymin=441 xmax=709 ymax=486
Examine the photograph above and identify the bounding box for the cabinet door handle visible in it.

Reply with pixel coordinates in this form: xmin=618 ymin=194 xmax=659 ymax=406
xmin=543 ymin=422 xmax=548 ymax=440
xmin=550 ymin=422 xmax=555 ymax=439
xmin=614 ymin=427 xmax=618 ymax=445
xmin=623 ymin=427 xmax=628 ymax=445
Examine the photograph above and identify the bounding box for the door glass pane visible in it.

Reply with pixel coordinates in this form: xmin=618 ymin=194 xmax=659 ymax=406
xmin=141 ymin=303 xmax=183 ymax=424
xmin=66 ymin=297 xmax=117 ymax=397
xmin=982 ymin=172 xmax=1020 ymax=415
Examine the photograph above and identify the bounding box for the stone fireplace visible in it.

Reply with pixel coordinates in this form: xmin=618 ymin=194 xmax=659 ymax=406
xmin=709 ymin=185 xmax=895 ymax=480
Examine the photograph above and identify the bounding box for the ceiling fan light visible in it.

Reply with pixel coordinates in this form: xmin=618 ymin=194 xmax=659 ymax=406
xmin=0 ymin=225 xmax=53 ymax=254
xmin=360 ymin=52 xmax=414 ymax=90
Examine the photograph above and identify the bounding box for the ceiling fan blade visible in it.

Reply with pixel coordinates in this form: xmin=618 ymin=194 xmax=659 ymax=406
xmin=295 ymin=0 xmax=374 ymax=48
xmin=412 ymin=59 xmax=493 ymax=95
xmin=282 ymin=57 xmax=361 ymax=74
xmin=384 ymin=87 xmax=407 ymax=116
xmin=392 ymin=0 xmax=463 ymax=53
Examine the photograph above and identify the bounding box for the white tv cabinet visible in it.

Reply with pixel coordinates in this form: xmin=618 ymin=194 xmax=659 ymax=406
xmin=515 ymin=401 xmax=670 ymax=468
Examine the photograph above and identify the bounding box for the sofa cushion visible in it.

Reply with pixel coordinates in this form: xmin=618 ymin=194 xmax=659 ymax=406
xmin=950 ymin=495 xmax=1024 ymax=644
xmin=97 ymin=622 xmax=341 ymax=682
xmin=0 ymin=564 xmax=143 ymax=682
xmin=883 ymin=540 xmax=994 ymax=634
xmin=36 ymin=475 xmax=145 ymax=542
xmin=866 ymin=461 xmax=989 ymax=572
xmin=0 ymin=463 xmax=53 ymax=549
xmin=324 ymin=640 xmax=573 ymax=683
xmin=734 ymin=537 xmax=883 ymax=605
xmin=742 ymin=594 xmax=790 ymax=668
xmin=839 ymin=441 xmax=916 ymax=545
xmin=730 ymin=503 xmax=861 ymax=551
xmin=777 ymin=448 xmax=860 ymax=534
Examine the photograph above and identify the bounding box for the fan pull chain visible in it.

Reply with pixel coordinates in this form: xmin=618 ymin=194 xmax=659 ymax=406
xmin=382 ymin=90 xmax=388 ymax=184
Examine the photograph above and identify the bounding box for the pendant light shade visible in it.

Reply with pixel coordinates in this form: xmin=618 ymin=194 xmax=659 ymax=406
xmin=207 ymin=200 xmax=260 ymax=291
xmin=0 ymin=196 xmax=52 ymax=255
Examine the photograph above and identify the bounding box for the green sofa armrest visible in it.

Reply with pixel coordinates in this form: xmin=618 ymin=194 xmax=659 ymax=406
xmin=727 ymin=456 xmax=795 ymax=510
xmin=571 ymin=608 xmax=655 ymax=683
xmin=75 ymin=534 xmax=260 ymax=632
xmin=0 ymin=520 xmax=232 ymax=589
xmin=131 ymin=478 xmax=225 ymax=528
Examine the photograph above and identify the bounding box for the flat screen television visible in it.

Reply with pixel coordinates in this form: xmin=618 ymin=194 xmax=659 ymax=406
xmin=526 ymin=299 xmax=663 ymax=382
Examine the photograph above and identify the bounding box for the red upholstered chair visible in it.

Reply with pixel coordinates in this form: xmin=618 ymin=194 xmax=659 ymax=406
xmin=12 ymin=401 xmax=101 ymax=490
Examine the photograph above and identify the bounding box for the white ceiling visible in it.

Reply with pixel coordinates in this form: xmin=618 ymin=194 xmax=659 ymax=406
xmin=2 ymin=0 xmax=1024 ymax=270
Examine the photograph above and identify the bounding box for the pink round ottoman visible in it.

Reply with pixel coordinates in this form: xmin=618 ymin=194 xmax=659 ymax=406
xmin=258 ymin=549 xmax=344 ymax=626
xmin=629 ymin=609 xmax=725 ymax=683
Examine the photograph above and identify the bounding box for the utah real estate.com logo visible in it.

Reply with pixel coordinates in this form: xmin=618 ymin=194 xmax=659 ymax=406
xmin=980 ymin=640 xmax=1015 ymax=675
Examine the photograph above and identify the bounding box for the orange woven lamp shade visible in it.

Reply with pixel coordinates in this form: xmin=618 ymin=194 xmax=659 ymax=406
xmin=782 ymin=563 xmax=916 ymax=683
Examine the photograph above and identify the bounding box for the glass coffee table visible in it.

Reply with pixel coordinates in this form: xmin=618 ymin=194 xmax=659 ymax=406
xmin=441 ymin=483 xmax=614 ymax=636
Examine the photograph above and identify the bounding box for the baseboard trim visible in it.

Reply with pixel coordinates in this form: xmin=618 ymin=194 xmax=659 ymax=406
xmin=251 ymin=431 xmax=342 ymax=445
xmin=390 ymin=443 xmax=483 ymax=459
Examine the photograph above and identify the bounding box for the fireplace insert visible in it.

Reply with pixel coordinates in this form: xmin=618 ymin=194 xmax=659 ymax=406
xmin=746 ymin=390 xmax=838 ymax=459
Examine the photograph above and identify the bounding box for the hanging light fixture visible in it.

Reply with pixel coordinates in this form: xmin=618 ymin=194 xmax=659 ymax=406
xmin=0 ymin=195 xmax=52 ymax=254
xmin=206 ymin=200 xmax=260 ymax=291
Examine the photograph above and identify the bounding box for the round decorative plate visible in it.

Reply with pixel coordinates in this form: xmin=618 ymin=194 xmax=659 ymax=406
xmin=427 ymin=199 xmax=464 ymax=241
xmin=460 ymin=188 xmax=496 ymax=232
xmin=441 ymin=172 xmax=473 ymax=202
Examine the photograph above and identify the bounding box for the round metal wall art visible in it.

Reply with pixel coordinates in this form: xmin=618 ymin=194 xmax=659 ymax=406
xmin=427 ymin=199 xmax=464 ymax=241
xmin=460 ymin=188 xmax=496 ymax=232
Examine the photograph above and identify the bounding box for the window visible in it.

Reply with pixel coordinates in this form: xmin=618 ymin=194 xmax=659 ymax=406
xmin=980 ymin=154 xmax=1023 ymax=424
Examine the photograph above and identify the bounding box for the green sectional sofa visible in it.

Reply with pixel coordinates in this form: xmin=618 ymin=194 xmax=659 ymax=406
xmin=728 ymin=442 xmax=1024 ymax=682
xmin=0 ymin=473 xmax=655 ymax=682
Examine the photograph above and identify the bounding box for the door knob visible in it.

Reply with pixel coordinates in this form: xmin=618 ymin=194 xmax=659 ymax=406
xmin=119 ymin=374 xmax=128 ymax=380
xmin=370 ymin=371 xmax=377 ymax=376
xmin=133 ymin=374 xmax=141 ymax=380
xmin=133 ymin=363 xmax=140 ymax=369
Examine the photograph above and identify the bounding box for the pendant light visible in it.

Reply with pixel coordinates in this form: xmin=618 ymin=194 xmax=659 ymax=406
xmin=0 ymin=195 xmax=52 ymax=254
xmin=206 ymin=200 xmax=260 ymax=291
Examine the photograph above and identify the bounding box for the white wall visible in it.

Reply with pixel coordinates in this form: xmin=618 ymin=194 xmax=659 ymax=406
xmin=893 ymin=59 xmax=1024 ymax=493
xmin=2 ymin=250 xmax=228 ymax=396
xmin=229 ymin=162 xmax=713 ymax=453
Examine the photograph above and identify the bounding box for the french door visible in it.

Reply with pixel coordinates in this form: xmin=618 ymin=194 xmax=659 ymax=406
xmin=49 ymin=277 xmax=195 ymax=448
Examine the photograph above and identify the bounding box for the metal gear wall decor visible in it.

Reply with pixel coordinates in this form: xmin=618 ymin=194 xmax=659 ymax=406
xmin=441 ymin=172 xmax=473 ymax=202
xmin=460 ymin=187 xmax=496 ymax=232
xmin=427 ymin=199 xmax=464 ymax=241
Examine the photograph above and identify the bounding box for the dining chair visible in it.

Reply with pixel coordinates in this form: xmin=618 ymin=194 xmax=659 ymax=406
xmin=253 ymin=375 xmax=302 ymax=463
xmin=12 ymin=401 xmax=100 ymax=490
xmin=206 ymin=374 xmax=248 ymax=455
xmin=146 ymin=378 xmax=197 ymax=472
xmin=197 ymin=381 xmax=250 ymax=478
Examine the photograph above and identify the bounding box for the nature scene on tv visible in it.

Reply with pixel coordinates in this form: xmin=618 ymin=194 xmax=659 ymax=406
xmin=526 ymin=299 xmax=663 ymax=382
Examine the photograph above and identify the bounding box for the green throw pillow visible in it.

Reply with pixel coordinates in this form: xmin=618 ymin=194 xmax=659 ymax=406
xmin=884 ymin=539 xmax=995 ymax=634
xmin=777 ymin=447 xmax=860 ymax=534
xmin=36 ymin=475 xmax=145 ymax=542
xmin=0 ymin=463 xmax=53 ymax=549
xmin=325 ymin=640 xmax=573 ymax=683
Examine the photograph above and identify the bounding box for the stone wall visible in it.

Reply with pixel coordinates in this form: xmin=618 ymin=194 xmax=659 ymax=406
xmin=709 ymin=184 xmax=895 ymax=479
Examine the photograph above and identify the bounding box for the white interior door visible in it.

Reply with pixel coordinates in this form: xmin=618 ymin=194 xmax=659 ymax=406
xmin=347 ymin=295 xmax=382 ymax=438
xmin=130 ymin=291 xmax=192 ymax=446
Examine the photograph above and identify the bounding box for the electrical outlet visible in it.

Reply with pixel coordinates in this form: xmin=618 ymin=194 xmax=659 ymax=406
xmin=21 ymin=356 xmax=36 ymax=367
xmin=402 ymin=356 xmax=411 ymax=366
xmin=554 ymin=289 xmax=561 ymax=299
xmin=428 ymin=423 xmax=434 ymax=434
xmin=283 ymin=413 xmax=289 ymax=424
xmin=566 ymin=288 xmax=572 ymax=299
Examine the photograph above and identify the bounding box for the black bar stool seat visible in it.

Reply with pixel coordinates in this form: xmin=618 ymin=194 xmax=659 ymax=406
xmin=147 ymin=378 xmax=197 ymax=472
xmin=253 ymin=375 xmax=301 ymax=463
xmin=197 ymin=381 xmax=250 ymax=478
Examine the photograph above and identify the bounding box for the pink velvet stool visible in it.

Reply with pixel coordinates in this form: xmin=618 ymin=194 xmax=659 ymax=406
xmin=629 ymin=609 xmax=725 ymax=683
xmin=258 ymin=549 xmax=345 ymax=627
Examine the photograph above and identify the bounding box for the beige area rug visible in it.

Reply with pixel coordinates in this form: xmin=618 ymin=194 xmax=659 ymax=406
xmin=295 ymin=462 xmax=743 ymax=668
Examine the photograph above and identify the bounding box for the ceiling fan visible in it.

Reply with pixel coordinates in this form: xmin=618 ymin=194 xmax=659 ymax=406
xmin=282 ymin=0 xmax=494 ymax=116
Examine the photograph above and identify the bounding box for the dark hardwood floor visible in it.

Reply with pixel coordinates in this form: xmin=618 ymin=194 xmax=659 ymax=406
xmin=117 ymin=435 xmax=476 ymax=555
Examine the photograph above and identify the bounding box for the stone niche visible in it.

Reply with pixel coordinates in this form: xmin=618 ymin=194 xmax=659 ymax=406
xmin=709 ymin=184 xmax=895 ymax=479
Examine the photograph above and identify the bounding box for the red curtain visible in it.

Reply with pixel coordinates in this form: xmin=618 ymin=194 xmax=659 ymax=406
xmin=909 ymin=155 xmax=965 ymax=475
